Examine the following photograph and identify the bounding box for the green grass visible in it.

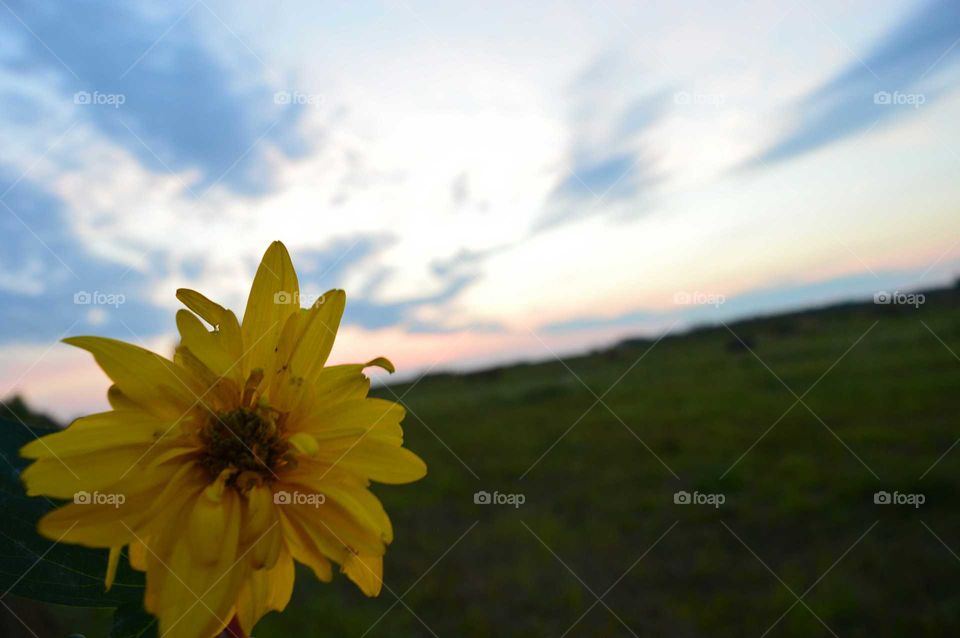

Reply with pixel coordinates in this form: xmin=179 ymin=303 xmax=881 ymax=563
xmin=255 ymin=287 xmax=960 ymax=637
xmin=12 ymin=287 xmax=960 ymax=636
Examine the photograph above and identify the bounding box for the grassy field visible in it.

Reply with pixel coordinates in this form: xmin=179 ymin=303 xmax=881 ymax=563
xmin=8 ymin=286 xmax=960 ymax=636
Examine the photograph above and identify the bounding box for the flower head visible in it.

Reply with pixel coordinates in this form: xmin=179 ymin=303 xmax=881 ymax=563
xmin=20 ymin=241 xmax=426 ymax=638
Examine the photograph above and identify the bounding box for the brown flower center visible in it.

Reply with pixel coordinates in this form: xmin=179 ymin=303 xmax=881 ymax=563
xmin=199 ymin=407 xmax=291 ymax=487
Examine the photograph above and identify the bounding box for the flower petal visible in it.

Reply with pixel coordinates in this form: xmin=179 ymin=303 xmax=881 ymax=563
xmin=174 ymin=346 xmax=240 ymax=412
xmin=62 ymin=337 xmax=201 ymax=419
xmin=275 ymin=482 xmax=384 ymax=556
xmin=187 ymin=485 xmax=240 ymax=566
xmin=23 ymin=444 xmax=172 ymax=500
xmin=20 ymin=410 xmax=170 ymax=460
xmin=294 ymin=397 xmax=405 ymax=441
xmin=242 ymin=486 xmax=283 ymax=570
xmin=314 ymin=440 xmax=428 ymax=485
xmin=35 ymin=461 xmax=204 ymax=548
xmin=277 ymin=508 xmax=338 ymax=580
xmin=241 ymin=241 xmax=300 ymax=377
xmin=342 ymin=552 xmax=383 ymax=597
xmin=176 ymin=310 xmax=242 ymax=385
xmin=129 ymin=540 xmax=148 ymax=571
xmin=147 ymin=489 xmax=246 ymax=638
xmin=235 ymin=547 xmax=295 ymax=634
xmin=105 ymin=546 xmax=122 ymax=591
xmin=175 ymin=288 xmax=229 ymax=328
xmin=288 ymin=289 xmax=346 ymax=382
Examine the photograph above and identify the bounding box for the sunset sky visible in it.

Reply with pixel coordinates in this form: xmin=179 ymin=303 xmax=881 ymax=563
xmin=2 ymin=0 xmax=959 ymax=418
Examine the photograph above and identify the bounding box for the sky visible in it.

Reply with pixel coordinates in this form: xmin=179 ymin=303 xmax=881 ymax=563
xmin=1 ymin=0 xmax=959 ymax=419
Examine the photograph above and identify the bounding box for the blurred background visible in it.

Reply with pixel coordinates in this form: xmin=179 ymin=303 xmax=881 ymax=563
xmin=1 ymin=1 xmax=960 ymax=636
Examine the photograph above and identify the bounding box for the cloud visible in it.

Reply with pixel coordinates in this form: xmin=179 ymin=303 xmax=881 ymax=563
xmin=534 ymin=55 xmax=666 ymax=231
xmin=0 ymin=0 xmax=310 ymax=195
xmin=744 ymin=0 xmax=960 ymax=168
xmin=344 ymin=274 xmax=479 ymax=331
xmin=0 ymin=164 xmax=169 ymax=344
xmin=346 ymin=261 xmax=481 ymax=332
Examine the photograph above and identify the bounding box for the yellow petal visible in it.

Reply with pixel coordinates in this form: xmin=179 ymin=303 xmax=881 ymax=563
xmin=62 ymin=336 xmax=201 ymax=419
xmin=265 ymin=312 xmax=303 ymax=411
xmin=105 ymin=545 xmax=121 ymax=591
xmin=235 ymin=547 xmax=295 ymax=634
xmin=35 ymin=461 xmax=202 ymax=548
xmin=176 ymin=288 xmax=245 ymax=378
xmin=316 ymin=483 xmax=393 ymax=544
xmin=338 ymin=485 xmax=394 ymax=544
xmin=176 ymin=310 xmax=237 ymax=383
xmin=286 ymin=358 xmax=396 ymax=431
xmin=343 ymin=552 xmax=383 ymax=597
xmin=288 ymin=289 xmax=346 ymax=382
xmin=175 ymin=288 xmax=229 ymax=327
xmin=22 ymin=443 xmax=172 ymax=499
xmin=173 ymin=346 xmax=240 ymax=411
xmin=287 ymin=432 xmax=319 ymax=456
xmin=279 ymin=462 xmax=394 ymax=544
xmin=129 ymin=540 xmax=148 ymax=571
xmin=241 ymin=241 xmax=300 ymax=376
xmin=277 ymin=483 xmax=384 ymax=556
xmin=295 ymin=397 xmax=405 ymax=441
xmin=242 ymin=486 xmax=282 ymax=570
xmin=187 ymin=486 xmax=240 ymax=565
xmin=107 ymin=385 xmax=140 ymax=411
xmin=277 ymin=508 xmax=339 ymax=580
xmin=20 ymin=410 xmax=170 ymax=460
xmin=315 ymin=440 xmax=428 ymax=485
xmin=148 ymin=490 xmax=246 ymax=638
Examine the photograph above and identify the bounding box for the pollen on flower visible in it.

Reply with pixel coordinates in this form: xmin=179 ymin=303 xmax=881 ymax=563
xmin=198 ymin=407 xmax=293 ymax=488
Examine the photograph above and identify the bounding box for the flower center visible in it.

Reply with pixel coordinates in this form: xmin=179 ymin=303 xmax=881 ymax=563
xmin=199 ymin=407 xmax=290 ymax=487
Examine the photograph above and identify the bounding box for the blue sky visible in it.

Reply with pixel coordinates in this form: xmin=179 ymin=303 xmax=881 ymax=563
xmin=1 ymin=0 xmax=959 ymax=417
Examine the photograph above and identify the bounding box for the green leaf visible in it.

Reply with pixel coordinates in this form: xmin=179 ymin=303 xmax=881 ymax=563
xmin=111 ymin=601 xmax=158 ymax=638
xmin=0 ymin=415 xmax=147 ymax=607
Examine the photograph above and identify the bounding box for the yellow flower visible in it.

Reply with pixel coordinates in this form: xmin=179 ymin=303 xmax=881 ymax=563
xmin=20 ymin=241 xmax=426 ymax=638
